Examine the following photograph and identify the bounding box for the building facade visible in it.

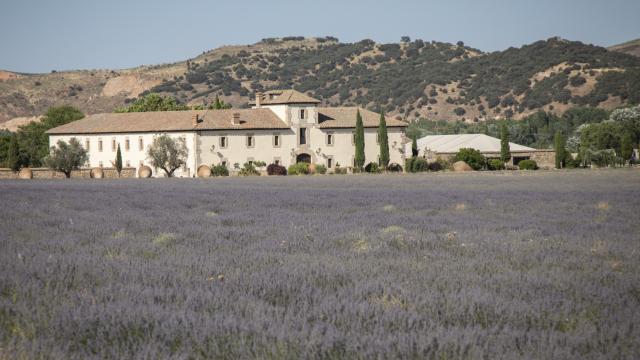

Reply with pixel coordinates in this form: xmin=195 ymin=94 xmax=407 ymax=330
xmin=47 ymin=90 xmax=407 ymax=177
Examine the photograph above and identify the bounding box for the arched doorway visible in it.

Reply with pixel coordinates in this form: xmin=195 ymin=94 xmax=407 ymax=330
xmin=296 ymin=153 xmax=311 ymax=164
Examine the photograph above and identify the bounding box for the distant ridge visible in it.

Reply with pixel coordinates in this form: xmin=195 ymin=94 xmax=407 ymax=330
xmin=1 ymin=36 xmax=640 ymax=128
xmin=608 ymin=39 xmax=640 ymax=58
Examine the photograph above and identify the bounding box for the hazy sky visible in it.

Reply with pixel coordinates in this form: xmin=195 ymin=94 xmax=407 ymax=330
xmin=1 ymin=0 xmax=639 ymax=73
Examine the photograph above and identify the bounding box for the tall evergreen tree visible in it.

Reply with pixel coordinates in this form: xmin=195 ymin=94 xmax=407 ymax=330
xmin=554 ymin=130 xmax=566 ymax=169
xmin=411 ymin=132 xmax=418 ymax=157
xmin=115 ymin=144 xmax=123 ymax=176
xmin=378 ymin=111 xmax=389 ymax=168
xmin=6 ymin=133 xmax=20 ymax=172
xmin=500 ymin=123 xmax=511 ymax=163
xmin=354 ymin=109 xmax=365 ymax=170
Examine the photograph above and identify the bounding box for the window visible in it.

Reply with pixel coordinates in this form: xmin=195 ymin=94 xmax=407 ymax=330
xmin=274 ymin=158 xmax=280 ymax=165
xmin=220 ymin=136 xmax=227 ymax=148
xmin=273 ymin=134 xmax=280 ymax=147
xmin=221 ymin=160 xmax=227 ymax=167
xmin=299 ymin=128 xmax=306 ymax=145
xmin=327 ymin=157 xmax=333 ymax=169
xmin=85 ymin=139 xmax=90 ymax=151
xmin=111 ymin=138 xmax=116 ymax=151
xmin=376 ymin=132 xmax=380 ymax=144
xmin=352 ymin=131 xmax=356 ymax=145
xmin=125 ymin=137 xmax=130 ymax=151
xmin=247 ymin=157 xmax=254 ymax=166
xmin=326 ymin=133 xmax=334 ymax=146
xmin=138 ymin=136 xmax=144 ymax=150
xmin=98 ymin=138 xmax=103 ymax=152
xmin=300 ymin=109 xmax=306 ymax=119
xmin=246 ymin=134 xmax=254 ymax=148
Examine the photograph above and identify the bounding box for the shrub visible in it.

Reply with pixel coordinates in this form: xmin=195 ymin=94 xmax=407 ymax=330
xmin=267 ymin=163 xmax=287 ymax=176
xmin=315 ymin=164 xmax=327 ymax=174
xmin=364 ymin=162 xmax=380 ymax=173
xmin=428 ymin=161 xmax=442 ymax=171
xmin=412 ymin=157 xmax=428 ymax=172
xmin=488 ymin=159 xmax=505 ymax=170
xmin=518 ymin=159 xmax=538 ymax=170
xmin=387 ymin=163 xmax=403 ymax=172
xmin=239 ymin=162 xmax=260 ymax=176
xmin=453 ymin=148 xmax=486 ymax=170
xmin=405 ymin=157 xmax=415 ymax=173
xmin=288 ymin=162 xmax=309 ymax=175
xmin=333 ymin=166 xmax=348 ymax=175
xmin=211 ymin=164 xmax=229 ymax=176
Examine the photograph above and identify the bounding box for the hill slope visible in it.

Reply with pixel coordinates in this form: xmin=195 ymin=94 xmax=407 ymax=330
xmin=1 ymin=36 xmax=639 ymax=127
xmin=608 ymin=39 xmax=640 ymax=57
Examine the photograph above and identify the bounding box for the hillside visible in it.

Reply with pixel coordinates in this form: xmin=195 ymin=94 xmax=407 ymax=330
xmin=608 ymin=38 xmax=640 ymax=57
xmin=1 ymin=36 xmax=640 ymax=128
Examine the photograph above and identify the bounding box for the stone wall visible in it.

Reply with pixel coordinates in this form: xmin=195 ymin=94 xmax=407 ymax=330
xmin=433 ymin=150 xmax=556 ymax=169
xmin=0 ymin=167 xmax=137 ymax=179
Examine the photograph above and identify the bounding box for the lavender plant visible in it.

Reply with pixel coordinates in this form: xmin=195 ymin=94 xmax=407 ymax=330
xmin=0 ymin=170 xmax=639 ymax=359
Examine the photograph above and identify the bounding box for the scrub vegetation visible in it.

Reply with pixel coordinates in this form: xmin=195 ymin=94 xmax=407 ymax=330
xmin=1 ymin=171 xmax=639 ymax=359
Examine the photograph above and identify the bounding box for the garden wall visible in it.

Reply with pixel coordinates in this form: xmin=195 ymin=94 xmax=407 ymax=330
xmin=0 ymin=167 xmax=137 ymax=179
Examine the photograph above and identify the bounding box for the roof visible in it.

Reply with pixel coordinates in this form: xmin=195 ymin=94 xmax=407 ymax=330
xmin=317 ymin=107 xmax=407 ymax=128
xmin=46 ymin=109 xmax=289 ymax=135
xmin=405 ymin=134 xmax=535 ymax=155
xmin=251 ymin=89 xmax=321 ymax=105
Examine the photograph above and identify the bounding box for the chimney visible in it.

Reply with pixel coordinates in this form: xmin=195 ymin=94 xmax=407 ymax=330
xmin=255 ymin=92 xmax=262 ymax=108
xmin=192 ymin=114 xmax=199 ymax=126
xmin=232 ymin=113 xmax=241 ymax=125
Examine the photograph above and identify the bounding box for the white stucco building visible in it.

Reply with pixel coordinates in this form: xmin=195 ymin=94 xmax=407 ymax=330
xmin=47 ymin=90 xmax=407 ymax=177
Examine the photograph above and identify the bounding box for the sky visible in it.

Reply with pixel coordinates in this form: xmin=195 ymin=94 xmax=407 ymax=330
xmin=1 ymin=0 xmax=639 ymax=73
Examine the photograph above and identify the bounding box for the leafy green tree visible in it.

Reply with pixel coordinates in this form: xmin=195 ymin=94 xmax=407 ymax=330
xmin=554 ymin=131 xmax=566 ymax=169
xmin=453 ymin=148 xmax=486 ymax=170
xmin=115 ymin=144 xmax=123 ymax=176
xmin=378 ymin=111 xmax=389 ymax=168
xmin=45 ymin=138 xmax=88 ymax=178
xmin=411 ymin=132 xmax=419 ymax=157
xmin=500 ymin=123 xmax=511 ymax=163
xmin=620 ymin=132 xmax=634 ymax=165
xmin=6 ymin=133 xmax=21 ymax=171
xmin=146 ymin=135 xmax=188 ymax=177
xmin=354 ymin=110 xmax=365 ymax=169
xmin=115 ymin=93 xmax=189 ymax=113
xmin=16 ymin=106 xmax=84 ymax=167
xmin=209 ymin=95 xmax=232 ymax=110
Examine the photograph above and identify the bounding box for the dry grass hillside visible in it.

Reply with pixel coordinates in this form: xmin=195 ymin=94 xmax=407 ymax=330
xmin=1 ymin=36 xmax=639 ymax=129
xmin=608 ymin=39 xmax=640 ymax=58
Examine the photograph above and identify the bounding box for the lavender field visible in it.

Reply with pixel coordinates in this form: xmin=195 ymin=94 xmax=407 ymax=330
xmin=1 ymin=170 xmax=639 ymax=359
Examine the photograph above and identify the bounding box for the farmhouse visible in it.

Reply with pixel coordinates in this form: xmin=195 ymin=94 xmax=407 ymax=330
xmin=406 ymin=134 xmax=555 ymax=168
xmin=46 ymin=90 xmax=407 ymax=177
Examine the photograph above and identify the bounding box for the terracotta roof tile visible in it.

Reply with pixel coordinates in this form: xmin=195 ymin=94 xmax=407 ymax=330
xmin=317 ymin=107 xmax=407 ymax=128
xmin=46 ymin=109 xmax=289 ymax=135
xmin=252 ymin=89 xmax=321 ymax=105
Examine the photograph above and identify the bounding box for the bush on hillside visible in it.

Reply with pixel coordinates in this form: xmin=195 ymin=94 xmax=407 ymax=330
xmin=411 ymin=157 xmax=429 ymax=172
xmin=518 ymin=159 xmax=538 ymax=170
xmin=239 ymin=162 xmax=260 ymax=176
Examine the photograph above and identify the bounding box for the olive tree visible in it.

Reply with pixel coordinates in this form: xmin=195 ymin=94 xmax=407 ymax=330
xmin=146 ymin=135 xmax=188 ymax=177
xmin=45 ymin=138 xmax=88 ymax=178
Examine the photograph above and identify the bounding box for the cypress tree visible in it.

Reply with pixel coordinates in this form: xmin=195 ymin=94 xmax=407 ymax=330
xmin=115 ymin=144 xmax=123 ymax=176
xmin=378 ymin=111 xmax=389 ymax=168
xmin=500 ymin=123 xmax=511 ymax=163
xmin=411 ymin=132 xmax=418 ymax=157
xmin=554 ymin=131 xmax=566 ymax=169
xmin=6 ymin=133 xmax=20 ymax=172
xmin=354 ymin=109 xmax=365 ymax=170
